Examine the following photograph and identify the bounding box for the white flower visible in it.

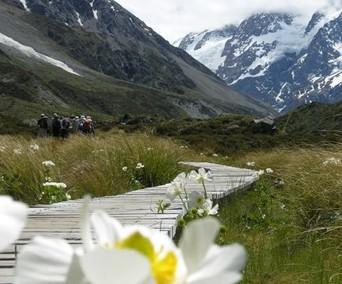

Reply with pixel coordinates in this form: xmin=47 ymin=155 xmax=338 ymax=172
xmin=257 ymin=170 xmax=265 ymax=177
xmin=43 ymin=182 xmax=67 ymax=189
xmin=212 ymin=153 xmax=218 ymax=157
xmin=147 ymin=147 xmax=153 ymax=151
xmin=122 ymin=166 xmax=128 ymax=172
xmin=203 ymin=199 xmax=219 ymax=216
xmin=167 ymin=173 xmax=187 ymax=201
xmin=136 ymin=162 xmax=145 ymax=169
xmin=266 ymin=168 xmax=274 ymax=174
xmin=189 ymin=193 xmax=218 ymax=216
xmin=280 ymin=203 xmax=286 ymax=210
xmin=30 ymin=144 xmax=40 ymax=151
xmin=0 ymin=146 xmax=6 ymax=152
xmin=0 ymin=196 xmax=28 ymax=252
xmin=66 ymin=193 xmax=72 ymax=201
xmin=14 ymin=148 xmax=22 ymax=155
xmin=246 ymin=162 xmax=255 ymax=167
xmin=188 ymin=191 xmax=205 ymax=209
xmin=200 ymin=153 xmax=204 ymax=156
xmin=179 ymin=217 xmax=246 ymax=284
xmin=42 ymin=160 xmax=55 ymax=167
xmin=189 ymin=168 xmax=212 ymax=184
xmin=323 ymin=157 xmax=341 ymax=166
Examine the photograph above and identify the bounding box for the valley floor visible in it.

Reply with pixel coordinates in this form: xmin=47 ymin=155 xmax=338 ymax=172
xmin=0 ymin=131 xmax=341 ymax=283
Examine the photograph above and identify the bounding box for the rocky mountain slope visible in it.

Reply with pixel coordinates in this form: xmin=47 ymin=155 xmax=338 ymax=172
xmin=0 ymin=0 xmax=272 ymax=124
xmin=176 ymin=9 xmax=342 ymax=113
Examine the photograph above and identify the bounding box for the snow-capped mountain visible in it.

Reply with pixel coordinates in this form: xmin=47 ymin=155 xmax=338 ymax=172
xmin=176 ymin=10 xmax=342 ymax=113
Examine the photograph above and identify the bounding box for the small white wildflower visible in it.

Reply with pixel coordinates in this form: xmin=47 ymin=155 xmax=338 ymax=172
xmin=45 ymin=177 xmax=53 ymax=182
xmin=247 ymin=162 xmax=255 ymax=167
xmin=189 ymin=168 xmax=213 ymax=183
xmin=203 ymin=199 xmax=219 ymax=216
xmin=323 ymin=157 xmax=341 ymax=166
xmin=42 ymin=161 xmax=55 ymax=167
xmin=212 ymin=153 xmax=218 ymax=157
xmin=257 ymin=170 xmax=265 ymax=176
xmin=266 ymin=168 xmax=274 ymax=174
xmin=43 ymin=182 xmax=67 ymax=189
xmin=30 ymin=144 xmax=40 ymax=151
xmin=262 ymin=214 xmax=266 ymax=219
xmin=147 ymin=147 xmax=153 ymax=151
xmin=122 ymin=166 xmax=128 ymax=172
xmin=65 ymin=193 xmax=72 ymax=201
xmin=200 ymin=152 xmax=204 ymax=156
xmin=136 ymin=163 xmax=144 ymax=169
xmin=14 ymin=149 xmax=22 ymax=155
xmin=0 ymin=146 xmax=6 ymax=152
xmin=280 ymin=203 xmax=286 ymax=210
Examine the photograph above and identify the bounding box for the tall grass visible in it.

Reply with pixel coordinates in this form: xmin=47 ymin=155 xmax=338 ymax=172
xmin=219 ymin=145 xmax=342 ymax=283
xmin=0 ymin=131 xmax=196 ymax=204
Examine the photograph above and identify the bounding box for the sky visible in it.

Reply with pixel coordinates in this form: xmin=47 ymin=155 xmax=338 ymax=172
xmin=115 ymin=0 xmax=341 ymax=42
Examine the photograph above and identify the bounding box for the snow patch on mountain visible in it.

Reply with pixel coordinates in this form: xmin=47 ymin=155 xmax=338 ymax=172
xmin=75 ymin=12 xmax=83 ymax=27
xmin=19 ymin=0 xmax=29 ymax=11
xmin=0 ymin=32 xmax=80 ymax=76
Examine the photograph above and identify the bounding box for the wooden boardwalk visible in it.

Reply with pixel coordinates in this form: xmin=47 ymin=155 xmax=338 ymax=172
xmin=0 ymin=162 xmax=257 ymax=283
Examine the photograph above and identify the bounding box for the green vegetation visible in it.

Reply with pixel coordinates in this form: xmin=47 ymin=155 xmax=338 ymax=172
xmin=0 ymin=101 xmax=341 ymax=283
xmin=116 ymin=102 xmax=342 ymax=154
xmin=218 ymin=145 xmax=342 ymax=283
xmin=0 ymin=131 xmax=197 ymax=205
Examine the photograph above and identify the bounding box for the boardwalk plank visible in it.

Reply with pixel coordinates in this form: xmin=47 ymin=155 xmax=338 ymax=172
xmin=0 ymin=162 xmax=256 ymax=282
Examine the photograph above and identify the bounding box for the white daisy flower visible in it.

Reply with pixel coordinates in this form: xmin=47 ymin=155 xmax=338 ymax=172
xmin=122 ymin=166 xmax=128 ymax=172
xmin=246 ymin=162 xmax=255 ymax=167
xmin=189 ymin=168 xmax=212 ymax=184
xmin=266 ymin=168 xmax=274 ymax=174
xmin=136 ymin=163 xmax=145 ymax=169
xmin=166 ymin=173 xmax=188 ymax=202
xmin=323 ymin=157 xmax=341 ymax=166
xmin=43 ymin=182 xmax=67 ymax=189
xmin=42 ymin=161 xmax=56 ymax=167
xmin=14 ymin=148 xmax=22 ymax=155
xmin=30 ymin=144 xmax=40 ymax=151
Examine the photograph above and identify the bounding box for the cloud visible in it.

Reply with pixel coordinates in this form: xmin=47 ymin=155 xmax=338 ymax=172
xmin=115 ymin=0 xmax=341 ymax=41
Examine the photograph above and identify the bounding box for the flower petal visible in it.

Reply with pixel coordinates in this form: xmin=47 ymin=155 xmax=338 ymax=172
xmin=80 ymin=247 xmax=154 ymax=284
xmin=0 ymin=196 xmax=27 ymax=252
xmin=179 ymin=217 xmax=219 ymax=274
xmin=15 ymin=237 xmax=76 ymax=284
xmin=80 ymin=196 xmax=94 ymax=252
xmin=91 ymin=211 xmax=123 ymax=246
xmin=188 ymin=272 xmax=242 ymax=284
xmin=187 ymin=244 xmax=246 ymax=283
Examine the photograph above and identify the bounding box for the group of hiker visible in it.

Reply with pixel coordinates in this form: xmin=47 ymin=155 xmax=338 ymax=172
xmin=37 ymin=114 xmax=95 ymax=138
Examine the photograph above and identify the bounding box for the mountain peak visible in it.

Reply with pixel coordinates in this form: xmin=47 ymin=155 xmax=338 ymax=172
xmin=177 ymin=10 xmax=342 ymax=113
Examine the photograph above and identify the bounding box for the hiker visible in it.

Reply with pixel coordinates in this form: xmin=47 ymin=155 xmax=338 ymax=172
xmin=52 ymin=113 xmax=61 ymax=137
xmin=61 ymin=116 xmax=71 ymax=139
xmin=78 ymin=115 xmax=86 ymax=132
xmin=83 ymin=116 xmax=95 ymax=135
xmin=37 ymin=114 xmax=49 ymax=137
xmin=72 ymin=116 xmax=80 ymax=134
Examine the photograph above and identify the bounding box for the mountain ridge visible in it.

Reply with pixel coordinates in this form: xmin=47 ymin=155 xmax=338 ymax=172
xmin=0 ymin=0 xmax=272 ymax=124
xmin=176 ymin=9 xmax=342 ymax=113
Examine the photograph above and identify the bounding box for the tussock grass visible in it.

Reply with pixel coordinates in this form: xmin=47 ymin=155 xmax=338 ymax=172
xmin=0 ymin=131 xmax=196 ymax=204
xmin=219 ymin=144 xmax=342 ymax=283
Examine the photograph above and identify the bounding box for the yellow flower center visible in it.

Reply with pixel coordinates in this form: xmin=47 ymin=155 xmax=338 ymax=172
xmin=116 ymin=232 xmax=178 ymax=284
